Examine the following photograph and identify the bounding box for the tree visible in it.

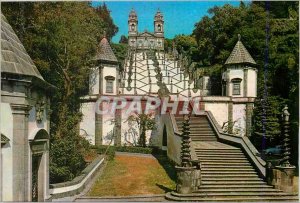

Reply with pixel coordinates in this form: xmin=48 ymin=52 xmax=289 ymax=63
xmin=95 ymin=3 xmax=119 ymax=41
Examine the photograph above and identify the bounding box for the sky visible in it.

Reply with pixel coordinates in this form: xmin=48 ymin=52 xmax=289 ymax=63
xmin=91 ymin=1 xmax=241 ymax=43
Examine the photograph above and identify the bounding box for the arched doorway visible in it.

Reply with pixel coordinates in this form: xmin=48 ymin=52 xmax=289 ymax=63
xmin=29 ymin=129 xmax=49 ymax=202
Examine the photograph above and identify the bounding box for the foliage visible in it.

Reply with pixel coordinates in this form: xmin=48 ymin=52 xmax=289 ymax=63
xmin=94 ymin=3 xmax=119 ymax=40
xmin=111 ymin=43 xmax=128 ymax=70
xmin=127 ymin=113 xmax=156 ymax=147
xmin=2 ymin=1 xmax=119 ymax=182
xmin=49 ymin=135 xmax=91 ymax=183
xmin=95 ymin=145 xmax=164 ymax=159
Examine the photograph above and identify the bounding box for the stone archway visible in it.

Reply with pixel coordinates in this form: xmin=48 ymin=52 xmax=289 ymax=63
xmin=29 ymin=129 xmax=49 ymax=202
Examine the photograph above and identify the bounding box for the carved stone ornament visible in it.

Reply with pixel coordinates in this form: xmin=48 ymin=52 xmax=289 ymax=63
xmin=36 ymin=101 xmax=45 ymax=123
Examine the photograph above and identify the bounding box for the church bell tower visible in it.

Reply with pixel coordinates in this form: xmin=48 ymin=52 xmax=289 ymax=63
xmin=154 ymin=9 xmax=164 ymax=36
xmin=128 ymin=9 xmax=138 ymax=47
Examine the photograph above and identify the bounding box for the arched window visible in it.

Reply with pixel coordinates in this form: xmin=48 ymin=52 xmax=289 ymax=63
xmin=157 ymin=24 xmax=162 ymax=32
xmin=131 ymin=24 xmax=135 ymax=31
xmin=231 ymin=78 xmax=242 ymax=95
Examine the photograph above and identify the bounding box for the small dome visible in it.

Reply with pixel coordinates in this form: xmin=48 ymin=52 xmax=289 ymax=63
xmin=155 ymin=9 xmax=163 ymax=20
xmin=129 ymin=9 xmax=137 ymax=18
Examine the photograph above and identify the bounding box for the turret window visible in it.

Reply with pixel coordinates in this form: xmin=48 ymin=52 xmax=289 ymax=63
xmin=105 ymin=76 xmax=115 ymax=93
xmin=231 ymin=78 xmax=242 ymax=95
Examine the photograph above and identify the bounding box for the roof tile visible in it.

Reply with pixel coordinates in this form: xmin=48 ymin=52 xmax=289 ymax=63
xmin=94 ymin=37 xmax=118 ymax=63
xmin=1 ymin=13 xmax=45 ymax=80
xmin=225 ymin=35 xmax=256 ymax=66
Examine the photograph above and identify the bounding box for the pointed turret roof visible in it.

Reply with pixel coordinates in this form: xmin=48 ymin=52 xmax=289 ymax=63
xmin=225 ymin=34 xmax=256 ymax=66
xmin=94 ymin=37 xmax=118 ymax=64
xmin=1 ymin=13 xmax=44 ymax=80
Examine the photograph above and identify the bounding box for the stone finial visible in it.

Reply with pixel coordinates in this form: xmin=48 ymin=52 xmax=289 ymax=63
xmin=282 ymin=105 xmax=290 ymax=122
xmin=238 ymin=34 xmax=241 ymax=41
xmin=280 ymin=105 xmax=292 ymax=167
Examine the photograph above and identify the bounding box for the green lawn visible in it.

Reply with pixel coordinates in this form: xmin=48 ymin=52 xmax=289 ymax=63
xmin=88 ymin=154 xmax=176 ymax=196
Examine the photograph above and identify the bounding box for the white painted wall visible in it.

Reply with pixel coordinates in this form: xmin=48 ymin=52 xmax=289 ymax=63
xmin=247 ymin=68 xmax=257 ymax=97
xmin=1 ymin=103 xmax=13 ymax=201
xmin=232 ymin=104 xmax=246 ymax=136
xmin=80 ymin=102 xmax=96 ymax=145
xmin=204 ymin=102 xmax=229 ymax=127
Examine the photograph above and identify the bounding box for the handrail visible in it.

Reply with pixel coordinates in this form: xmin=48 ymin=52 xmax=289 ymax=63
xmin=168 ymin=112 xmax=199 ymax=162
xmin=205 ymin=111 xmax=266 ymax=177
xmin=169 ymin=113 xmax=181 ymax=136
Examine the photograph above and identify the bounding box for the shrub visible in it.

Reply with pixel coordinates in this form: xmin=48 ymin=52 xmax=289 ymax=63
xmin=95 ymin=145 xmax=164 ymax=157
xmin=50 ymin=135 xmax=90 ymax=184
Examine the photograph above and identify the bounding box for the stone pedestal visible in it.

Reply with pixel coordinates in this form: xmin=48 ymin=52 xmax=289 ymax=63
xmin=175 ymin=166 xmax=197 ymax=194
xmin=267 ymin=163 xmax=296 ymax=193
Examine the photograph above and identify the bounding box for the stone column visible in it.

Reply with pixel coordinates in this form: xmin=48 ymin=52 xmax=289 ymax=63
xmin=114 ymin=108 xmax=122 ymax=146
xmin=10 ymin=104 xmax=30 ymax=201
xmin=243 ymin=68 xmax=248 ymax=97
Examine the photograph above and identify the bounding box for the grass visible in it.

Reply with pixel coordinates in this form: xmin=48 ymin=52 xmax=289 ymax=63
xmin=87 ymin=154 xmax=176 ymax=196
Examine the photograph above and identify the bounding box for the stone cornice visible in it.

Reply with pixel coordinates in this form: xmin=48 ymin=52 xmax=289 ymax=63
xmin=10 ymin=104 xmax=31 ymax=115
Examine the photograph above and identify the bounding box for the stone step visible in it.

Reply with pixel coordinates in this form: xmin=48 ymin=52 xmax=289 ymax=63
xmin=166 ymin=193 xmax=298 ymax=202
xmin=201 ymin=165 xmax=253 ymax=169
xmin=199 ymin=184 xmax=274 ymax=189
xmin=201 ymin=174 xmax=259 ymax=178
xmin=196 ymin=188 xmax=282 ymax=193
xmin=201 ymin=168 xmax=256 ymax=171
xmin=177 ymin=125 xmax=211 ymax=128
xmin=190 ymin=133 xmax=216 ymax=136
xmin=201 ymin=180 xmax=266 ymax=185
xmin=188 ymin=192 xmax=293 ymax=197
xmin=198 ymin=157 xmax=247 ymax=160
xmin=195 ymin=148 xmax=241 ymax=151
xmin=191 ymin=137 xmax=217 ymax=142
xmin=195 ymin=151 xmax=244 ymax=155
xmin=191 ymin=137 xmax=217 ymax=141
xmin=202 ymin=177 xmax=263 ymax=181
xmin=201 ymin=171 xmax=257 ymax=175
xmin=168 ymin=191 xmax=297 ymax=198
xmin=200 ymin=160 xmax=250 ymax=164
xmin=196 ymin=154 xmax=245 ymax=158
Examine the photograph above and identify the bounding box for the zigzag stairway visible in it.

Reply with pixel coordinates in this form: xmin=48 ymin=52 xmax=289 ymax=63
xmin=166 ymin=115 xmax=298 ymax=202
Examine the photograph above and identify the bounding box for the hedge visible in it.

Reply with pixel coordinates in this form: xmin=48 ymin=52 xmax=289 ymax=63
xmin=95 ymin=145 xmax=165 ymax=159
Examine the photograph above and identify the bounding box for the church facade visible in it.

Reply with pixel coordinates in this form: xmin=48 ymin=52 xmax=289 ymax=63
xmin=79 ymin=10 xmax=258 ymax=147
xmin=128 ymin=9 xmax=165 ymax=50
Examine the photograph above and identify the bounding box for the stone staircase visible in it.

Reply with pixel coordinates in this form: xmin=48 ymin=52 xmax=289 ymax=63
xmin=167 ymin=115 xmax=298 ymax=201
